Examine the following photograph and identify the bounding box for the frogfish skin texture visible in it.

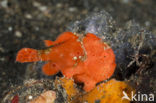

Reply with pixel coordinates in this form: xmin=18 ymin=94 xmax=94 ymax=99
xmin=16 ymin=32 xmax=116 ymax=92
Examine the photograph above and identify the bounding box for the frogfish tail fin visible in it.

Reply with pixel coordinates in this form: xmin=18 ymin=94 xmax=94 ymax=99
xmin=16 ymin=48 xmax=40 ymax=63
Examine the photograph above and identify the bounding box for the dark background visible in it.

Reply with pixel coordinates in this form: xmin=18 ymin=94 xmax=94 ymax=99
xmin=0 ymin=0 xmax=156 ymax=100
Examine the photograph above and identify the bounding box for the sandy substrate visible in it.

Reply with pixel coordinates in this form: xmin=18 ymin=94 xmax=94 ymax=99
xmin=0 ymin=0 xmax=155 ymax=102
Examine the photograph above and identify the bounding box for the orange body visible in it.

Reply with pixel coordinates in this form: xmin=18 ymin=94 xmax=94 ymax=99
xmin=16 ymin=32 xmax=116 ymax=92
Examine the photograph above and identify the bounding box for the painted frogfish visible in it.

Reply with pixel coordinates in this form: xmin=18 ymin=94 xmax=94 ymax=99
xmin=16 ymin=32 xmax=116 ymax=92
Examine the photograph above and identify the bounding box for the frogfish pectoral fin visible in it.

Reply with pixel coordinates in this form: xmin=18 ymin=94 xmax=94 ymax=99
xmin=42 ymin=62 xmax=59 ymax=76
xmin=16 ymin=48 xmax=40 ymax=63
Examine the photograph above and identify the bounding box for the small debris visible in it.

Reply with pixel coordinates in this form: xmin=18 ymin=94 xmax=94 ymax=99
xmin=8 ymin=27 xmax=13 ymax=31
xmin=25 ymin=14 xmax=32 ymax=19
xmin=0 ymin=57 xmax=5 ymax=61
xmin=0 ymin=47 xmax=5 ymax=52
xmin=69 ymin=7 xmax=77 ymax=12
xmin=145 ymin=21 xmax=150 ymax=26
xmin=28 ymin=95 xmax=33 ymax=100
xmin=0 ymin=0 xmax=8 ymax=8
xmin=15 ymin=31 xmax=22 ymax=38
xmin=30 ymin=90 xmax=56 ymax=103
xmin=11 ymin=95 xmax=19 ymax=103
xmin=33 ymin=1 xmax=48 ymax=12
xmin=56 ymin=3 xmax=62 ymax=8
xmin=121 ymin=0 xmax=130 ymax=4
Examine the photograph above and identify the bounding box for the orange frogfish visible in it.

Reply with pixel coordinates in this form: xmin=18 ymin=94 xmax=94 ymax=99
xmin=16 ymin=32 xmax=116 ymax=92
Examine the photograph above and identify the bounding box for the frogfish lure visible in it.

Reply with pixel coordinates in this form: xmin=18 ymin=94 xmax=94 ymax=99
xmin=16 ymin=32 xmax=116 ymax=92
